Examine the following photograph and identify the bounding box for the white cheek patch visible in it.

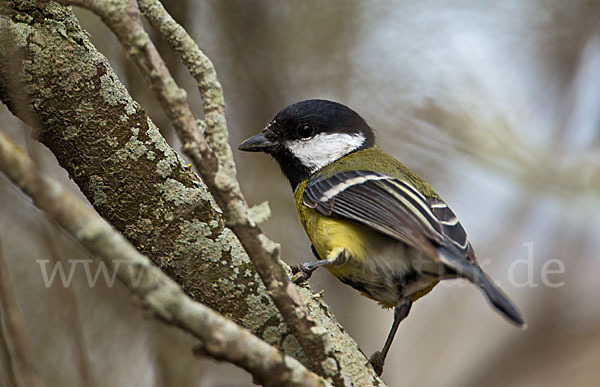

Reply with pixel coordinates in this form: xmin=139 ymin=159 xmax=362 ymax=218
xmin=285 ymin=132 xmax=366 ymax=173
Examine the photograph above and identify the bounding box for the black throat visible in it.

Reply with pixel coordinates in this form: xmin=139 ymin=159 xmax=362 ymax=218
xmin=271 ymin=148 xmax=312 ymax=191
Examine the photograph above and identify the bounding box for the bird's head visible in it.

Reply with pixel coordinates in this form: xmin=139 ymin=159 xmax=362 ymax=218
xmin=238 ymin=99 xmax=375 ymax=190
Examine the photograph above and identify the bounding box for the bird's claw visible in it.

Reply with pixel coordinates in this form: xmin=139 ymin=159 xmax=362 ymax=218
xmin=291 ymin=272 xmax=307 ymax=283
xmin=368 ymin=351 xmax=385 ymax=376
xmin=291 ymin=263 xmax=313 ymax=283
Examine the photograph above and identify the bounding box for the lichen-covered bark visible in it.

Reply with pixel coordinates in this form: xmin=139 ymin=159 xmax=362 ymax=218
xmin=0 ymin=2 xmax=384 ymax=384
xmin=0 ymin=0 xmax=300 ymax=356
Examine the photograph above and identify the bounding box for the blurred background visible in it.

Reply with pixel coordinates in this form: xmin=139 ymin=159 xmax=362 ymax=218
xmin=1 ymin=0 xmax=599 ymax=386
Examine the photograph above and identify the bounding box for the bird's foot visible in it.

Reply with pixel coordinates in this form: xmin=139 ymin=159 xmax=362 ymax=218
xmin=290 ymin=263 xmax=314 ymax=283
xmin=368 ymin=351 xmax=385 ymax=376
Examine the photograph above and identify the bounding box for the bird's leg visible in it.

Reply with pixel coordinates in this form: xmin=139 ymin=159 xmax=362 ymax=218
xmin=368 ymin=301 xmax=413 ymax=376
xmin=291 ymin=246 xmax=348 ymax=283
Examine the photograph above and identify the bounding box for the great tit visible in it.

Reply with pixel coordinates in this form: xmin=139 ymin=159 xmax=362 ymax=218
xmin=238 ymin=99 xmax=525 ymax=376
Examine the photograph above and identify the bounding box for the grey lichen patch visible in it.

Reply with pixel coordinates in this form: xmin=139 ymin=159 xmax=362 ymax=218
xmin=220 ymin=227 xmax=246 ymax=267
xmin=138 ymin=203 xmax=149 ymax=216
xmin=205 ymin=112 xmax=232 ymax=165
xmin=320 ymin=358 xmax=340 ymax=378
xmin=144 ymin=120 xmax=182 ymax=178
xmin=46 ymin=19 xmax=68 ymax=39
xmin=63 ymin=125 xmax=78 ymax=140
xmin=200 ymin=228 xmax=264 ymax=298
xmin=310 ymin=325 xmax=328 ymax=337
xmin=137 ymin=218 xmax=154 ymax=234
xmin=248 ymin=201 xmax=271 ymax=225
xmin=159 ymin=178 xmax=220 ymax=214
xmin=4 ymin=21 xmax=33 ymax=48
xmin=125 ymin=102 xmax=136 ymax=116
xmin=164 ymin=82 xmax=187 ymax=104
xmin=123 ymin=224 xmax=137 ymax=240
xmin=293 ymin=305 xmax=306 ymax=320
xmin=146 ymin=124 xmax=173 ymax=158
xmin=240 ymin=293 xmax=279 ymax=335
xmin=107 ymin=136 xmax=119 ymax=148
xmin=258 ymin=234 xmax=280 ymax=256
xmin=187 ymin=218 xmax=212 ymax=238
xmin=45 ymin=1 xmax=75 ymax=21
xmin=214 ymin=165 xmax=238 ymax=192
xmin=12 ymin=12 xmax=33 ymax=25
xmin=88 ymin=175 xmax=107 ymax=206
xmin=163 ymin=210 xmax=174 ymax=222
xmin=146 ymin=120 xmax=172 ymax=156
xmin=156 ymin=159 xmax=173 ymax=178
xmin=174 ymin=219 xmax=220 ymax=260
xmin=115 ymin=126 xmax=154 ymax=162
xmin=130 ymin=30 xmax=151 ymax=51
xmin=75 ymin=58 xmax=98 ymax=80
xmin=92 ymin=0 xmax=128 ymax=18
xmin=77 ymin=101 xmax=96 ymax=123
xmin=263 ymin=325 xmax=284 ymax=346
xmin=159 ymin=178 xmax=202 ymax=206
xmin=216 ymin=276 xmax=237 ymax=294
xmin=99 ymin=73 xmax=130 ymax=107
xmin=282 ymin=334 xmax=302 ymax=359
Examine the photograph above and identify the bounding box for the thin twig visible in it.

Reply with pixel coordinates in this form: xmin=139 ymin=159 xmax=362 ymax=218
xmin=0 ymin=239 xmax=46 ymax=387
xmin=0 ymin=130 xmax=327 ymax=387
xmin=56 ymin=0 xmax=341 ymax=380
xmin=137 ymin=0 xmax=233 ymax=170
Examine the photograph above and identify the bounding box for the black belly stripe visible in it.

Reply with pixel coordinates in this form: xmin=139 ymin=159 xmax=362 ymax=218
xmin=338 ymin=276 xmax=369 ymax=294
xmin=337 ymin=276 xmax=389 ymax=300
xmin=393 ymin=268 xmax=420 ymax=296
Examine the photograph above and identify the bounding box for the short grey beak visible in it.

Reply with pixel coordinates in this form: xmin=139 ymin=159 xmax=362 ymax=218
xmin=238 ymin=132 xmax=278 ymax=152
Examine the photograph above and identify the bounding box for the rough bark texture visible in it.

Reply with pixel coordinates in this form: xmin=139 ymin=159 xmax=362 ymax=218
xmin=0 ymin=2 xmax=384 ymax=385
xmin=0 ymin=0 xmax=299 ymax=357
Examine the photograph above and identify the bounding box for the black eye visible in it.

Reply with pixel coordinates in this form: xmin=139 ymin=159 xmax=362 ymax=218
xmin=297 ymin=124 xmax=314 ymax=139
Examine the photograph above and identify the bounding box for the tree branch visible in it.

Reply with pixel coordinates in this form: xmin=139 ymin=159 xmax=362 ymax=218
xmin=0 ymin=130 xmax=327 ymax=387
xmin=56 ymin=0 xmax=341 ymax=380
xmin=0 ymin=2 xmax=384 ymax=384
xmin=137 ymin=0 xmax=234 ymax=172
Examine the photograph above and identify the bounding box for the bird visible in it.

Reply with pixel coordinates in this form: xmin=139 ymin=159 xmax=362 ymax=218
xmin=238 ymin=99 xmax=525 ymax=376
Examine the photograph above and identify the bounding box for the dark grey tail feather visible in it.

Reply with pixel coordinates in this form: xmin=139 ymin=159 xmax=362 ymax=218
xmin=438 ymin=246 xmax=526 ymax=327
xmin=477 ymin=270 xmax=526 ymax=326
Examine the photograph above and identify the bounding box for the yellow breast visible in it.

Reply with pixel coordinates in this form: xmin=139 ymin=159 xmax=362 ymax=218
xmin=308 ymin=211 xmax=372 ymax=277
xmin=295 ymin=180 xmax=385 ymax=277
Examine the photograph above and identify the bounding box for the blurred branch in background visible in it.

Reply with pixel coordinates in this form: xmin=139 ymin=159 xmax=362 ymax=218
xmin=23 ymin=124 xmax=94 ymax=387
xmin=129 ymin=0 xmax=194 ymax=144
xmin=0 ymin=239 xmax=45 ymax=387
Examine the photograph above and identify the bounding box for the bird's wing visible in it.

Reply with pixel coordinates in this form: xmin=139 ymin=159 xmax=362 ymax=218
xmin=304 ymin=170 xmax=526 ymax=325
xmin=303 ymin=170 xmax=475 ymax=262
